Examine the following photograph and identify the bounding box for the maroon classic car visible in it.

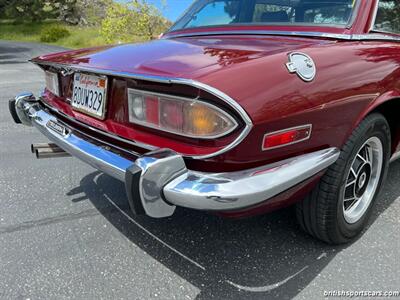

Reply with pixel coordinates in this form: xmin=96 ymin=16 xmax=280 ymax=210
xmin=8 ymin=0 xmax=400 ymax=244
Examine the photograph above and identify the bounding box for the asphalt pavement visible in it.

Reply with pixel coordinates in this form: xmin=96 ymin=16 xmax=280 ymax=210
xmin=0 ymin=40 xmax=399 ymax=300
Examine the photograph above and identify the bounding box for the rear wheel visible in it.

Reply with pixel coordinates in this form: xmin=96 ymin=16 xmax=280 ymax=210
xmin=296 ymin=113 xmax=391 ymax=244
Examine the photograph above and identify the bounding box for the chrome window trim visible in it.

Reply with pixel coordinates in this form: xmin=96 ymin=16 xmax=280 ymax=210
xmin=32 ymin=60 xmax=253 ymax=160
xmin=127 ymin=88 xmax=239 ymax=139
xmin=171 ymin=23 xmax=349 ymax=32
xmin=352 ymin=33 xmax=400 ymax=41
xmin=168 ymin=0 xmax=360 ymax=33
xmin=369 ymin=0 xmax=379 ymax=32
xmin=346 ymin=0 xmax=361 ymax=29
xmin=165 ymin=30 xmax=353 ymax=40
xmin=164 ymin=29 xmax=400 ymax=42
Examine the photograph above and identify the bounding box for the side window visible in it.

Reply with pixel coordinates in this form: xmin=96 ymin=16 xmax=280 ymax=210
xmin=304 ymin=5 xmax=352 ymax=25
xmin=374 ymin=0 xmax=400 ymax=34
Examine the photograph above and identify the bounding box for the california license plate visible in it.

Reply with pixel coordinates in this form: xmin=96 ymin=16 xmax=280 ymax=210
xmin=71 ymin=73 xmax=108 ymax=119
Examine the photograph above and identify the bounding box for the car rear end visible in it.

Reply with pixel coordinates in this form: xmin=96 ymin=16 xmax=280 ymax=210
xmin=9 ymin=56 xmax=339 ymax=218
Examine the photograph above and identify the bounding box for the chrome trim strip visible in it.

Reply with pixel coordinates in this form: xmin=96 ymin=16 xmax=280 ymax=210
xmin=164 ymin=30 xmax=400 ymax=42
xmin=164 ymin=30 xmax=353 ymax=40
xmin=352 ymin=34 xmax=400 ymax=42
xmin=163 ymin=147 xmax=340 ymax=211
xmin=31 ymin=60 xmax=253 ymax=160
xmin=127 ymin=88 xmax=239 ymax=139
xmin=32 ymin=60 xmax=177 ymax=84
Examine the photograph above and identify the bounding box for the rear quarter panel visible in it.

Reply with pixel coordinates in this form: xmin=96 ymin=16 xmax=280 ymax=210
xmin=197 ymin=40 xmax=400 ymax=170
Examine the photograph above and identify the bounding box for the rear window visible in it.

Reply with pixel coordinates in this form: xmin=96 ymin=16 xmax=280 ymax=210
xmin=170 ymin=0 xmax=357 ymax=31
xmin=374 ymin=0 xmax=400 ymax=34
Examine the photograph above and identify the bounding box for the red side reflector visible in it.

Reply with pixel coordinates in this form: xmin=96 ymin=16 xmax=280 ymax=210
xmin=262 ymin=125 xmax=312 ymax=150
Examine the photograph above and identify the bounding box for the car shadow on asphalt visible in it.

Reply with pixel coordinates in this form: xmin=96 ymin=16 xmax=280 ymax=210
xmin=67 ymin=160 xmax=400 ymax=300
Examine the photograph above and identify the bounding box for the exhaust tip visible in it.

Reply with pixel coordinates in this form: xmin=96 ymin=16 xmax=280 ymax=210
xmin=31 ymin=143 xmax=60 ymax=154
xmin=32 ymin=143 xmax=71 ymax=159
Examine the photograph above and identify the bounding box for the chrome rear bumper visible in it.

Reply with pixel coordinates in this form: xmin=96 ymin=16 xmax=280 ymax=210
xmin=10 ymin=93 xmax=340 ymax=218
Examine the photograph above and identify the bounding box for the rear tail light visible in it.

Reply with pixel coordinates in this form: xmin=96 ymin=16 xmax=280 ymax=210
xmin=128 ymin=89 xmax=238 ymax=139
xmin=262 ymin=125 xmax=312 ymax=150
xmin=45 ymin=71 xmax=60 ymax=97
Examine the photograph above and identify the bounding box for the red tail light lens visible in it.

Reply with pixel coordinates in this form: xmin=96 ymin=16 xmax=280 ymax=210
xmin=128 ymin=89 xmax=238 ymax=139
xmin=262 ymin=125 xmax=312 ymax=150
xmin=145 ymin=96 xmax=159 ymax=125
xmin=160 ymin=99 xmax=184 ymax=131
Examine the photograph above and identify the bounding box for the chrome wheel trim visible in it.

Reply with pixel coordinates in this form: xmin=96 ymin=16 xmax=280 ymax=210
xmin=343 ymin=137 xmax=383 ymax=224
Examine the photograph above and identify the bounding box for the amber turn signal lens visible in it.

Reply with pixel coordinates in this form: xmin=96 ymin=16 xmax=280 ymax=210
xmin=184 ymin=103 xmax=218 ymax=136
xmin=262 ymin=125 xmax=312 ymax=150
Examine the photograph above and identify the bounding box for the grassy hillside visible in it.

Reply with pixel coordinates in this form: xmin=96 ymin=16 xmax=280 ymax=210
xmin=0 ymin=20 xmax=144 ymax=49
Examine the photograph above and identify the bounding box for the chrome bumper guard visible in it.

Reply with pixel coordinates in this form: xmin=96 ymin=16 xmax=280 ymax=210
xmin=10 ymin=93 xmax=340 ymax=218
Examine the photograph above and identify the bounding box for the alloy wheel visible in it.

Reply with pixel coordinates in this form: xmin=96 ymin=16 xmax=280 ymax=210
xmin=343 ymin=137 xmax=384 ymax=224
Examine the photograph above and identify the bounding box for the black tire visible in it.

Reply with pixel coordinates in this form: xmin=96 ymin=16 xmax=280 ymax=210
xmin=296 ymin=113 xmax=391 ymax=244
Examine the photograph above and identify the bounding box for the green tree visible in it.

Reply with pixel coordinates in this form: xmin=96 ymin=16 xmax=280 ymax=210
xmin=131 ymin=0 xmax=166 ymax=39
xmin=0 ymin=0 xmax=12 ymax=18
xmin=100 ymin=2 xmax=133 ymax=43
xmin=77 ymin=0 xmax=112 ymax=26
xmin=101 ymin=0 xmax=171 ymax=43
xmin=57 ymin=0 xmax=111 ymax=25
xmin=0 ymin=0 xmax=110 ymax=25
xmin=0 ymin=0 xmax=56 ymax=21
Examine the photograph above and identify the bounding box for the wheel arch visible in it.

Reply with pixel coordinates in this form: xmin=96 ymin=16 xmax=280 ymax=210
xmin=353 ymin=92 xmax=400 ymax=155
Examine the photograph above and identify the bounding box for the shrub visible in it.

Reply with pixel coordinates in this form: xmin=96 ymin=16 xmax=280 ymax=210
xmin=40 ymin=25 xmax=70 ymax=42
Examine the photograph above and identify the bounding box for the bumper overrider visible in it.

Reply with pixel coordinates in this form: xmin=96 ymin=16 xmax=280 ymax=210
xmin=9 ymin=93 xmax=340 ymax=218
